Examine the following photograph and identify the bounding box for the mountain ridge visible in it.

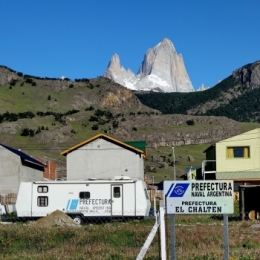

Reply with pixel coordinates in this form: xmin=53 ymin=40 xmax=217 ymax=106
xmin=136 ymin=60 xmax=260 ymax=122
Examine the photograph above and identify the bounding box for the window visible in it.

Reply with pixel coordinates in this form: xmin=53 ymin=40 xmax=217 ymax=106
xmin=113 ymin=187 xmax=121 ymax=198
xmin=37 ymin=196 xmax=48 ymax=207
xmin=79 ymin=192 xmax=90 ymax=199
xmin=37 ymin=186 xmax=48 ymax=193
xmin=227 ymin=147 xmax=250 ymax=158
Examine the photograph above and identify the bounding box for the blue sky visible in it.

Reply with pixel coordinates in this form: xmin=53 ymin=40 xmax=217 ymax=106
xmin=0 ymin=1 xmax=259 ymax=90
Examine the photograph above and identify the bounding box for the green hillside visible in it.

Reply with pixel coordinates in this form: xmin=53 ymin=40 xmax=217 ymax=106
xmin=0 ymin=65 xmax=260 ymax=181
xmin=136 ymin=61 xmax=260 ymax=122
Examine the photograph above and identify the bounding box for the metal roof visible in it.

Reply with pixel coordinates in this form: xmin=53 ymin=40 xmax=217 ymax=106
xmin=0 ymin=144 xmax=46 ymax=168
xmin=60 ymin=133 xmax=146 ymax=157
xmin=216 ymin=171 xmax=260 ymax=180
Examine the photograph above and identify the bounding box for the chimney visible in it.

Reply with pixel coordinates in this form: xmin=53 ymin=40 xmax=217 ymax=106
xmin=43 ymin=161 xmax=57 ymax=180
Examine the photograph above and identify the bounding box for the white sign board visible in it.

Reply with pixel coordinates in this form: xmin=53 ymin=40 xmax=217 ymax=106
xmin=164 ymin=180 xmax=234 ymax=214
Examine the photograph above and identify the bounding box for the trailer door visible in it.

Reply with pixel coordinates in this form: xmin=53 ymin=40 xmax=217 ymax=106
xmin=111 ymin=185 xmax=123 ymax=216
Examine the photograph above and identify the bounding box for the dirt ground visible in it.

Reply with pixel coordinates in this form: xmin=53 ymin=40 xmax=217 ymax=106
xmin=31 ymin=210 xmax=80 ymax=227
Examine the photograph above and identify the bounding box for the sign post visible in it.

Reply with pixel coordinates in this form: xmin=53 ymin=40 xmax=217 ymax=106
xmin=164 ymin=180 xmax=234 ymax=259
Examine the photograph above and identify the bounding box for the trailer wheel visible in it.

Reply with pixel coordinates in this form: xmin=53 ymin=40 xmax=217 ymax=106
xmin=72 ymin=215 xmax=82 ymax=225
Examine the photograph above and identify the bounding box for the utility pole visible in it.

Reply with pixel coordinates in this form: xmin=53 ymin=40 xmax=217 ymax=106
xmin=172 ymin=147 xmax=176 ymax=180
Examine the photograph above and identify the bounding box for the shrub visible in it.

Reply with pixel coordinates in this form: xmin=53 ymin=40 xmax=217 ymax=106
xmin=92 ymin=124 xmax=99 ymax=130
xmin=85 ymin=106 xmax=94 ymax=111
xmin=94 ymin=109 xmax=105 ymax=117
xmin=186 ymin=119 xmax=195 ymax=125
xmin=89 ymin=116 xmax=98 ymax=122
xmin=104 ymin=111 xmax=113 ymax=119
xmin=86 ymin=83 xmax=94 ymax=89
xmin=21 ymin=128 xmax=35 ymax=137
xmin=25 ymin=78 xmax=33 ymax=84
xmin=112 ymin=121 xmax=119 ymax=128
xmin=10 ymin=79 xmax=17 ymax=86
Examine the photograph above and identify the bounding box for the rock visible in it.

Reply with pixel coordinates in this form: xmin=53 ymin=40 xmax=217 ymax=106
xmin=115 ymin=114 xmax=241 ymax=149
xmin=157 ymin=162 xmax=169 ymax=169
xmin=0 ymin=123 xmax=21 ymax=135
xmin=251 ymin=224 xmax=260 ymax=229
xmin=188 ymin=155 xmax=194 ymax=161
xmin=152 ymin=156 xmax=164 ymax=163
xmin=0 ymin=66 xmax=18 ymax=86
xmin=146 ymin=165 xmax=156 ymax=172
xmin=233 ymin=61 xmax=260 ymax=89
xmin=104 ymin=54 xmax=137 ymax=91
xmin=104 ymin=38 xmax=194 ymax=93
xmin=137 ymin=38 xmax=194 ymax=92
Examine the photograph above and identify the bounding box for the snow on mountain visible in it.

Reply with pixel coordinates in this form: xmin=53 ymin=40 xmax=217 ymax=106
xmin=104 ymin=38 xmax=194 ymax=93
xmin=197 ymin=83 xmax=210 ymax=91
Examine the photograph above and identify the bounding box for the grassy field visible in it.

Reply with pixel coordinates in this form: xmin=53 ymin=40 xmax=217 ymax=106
xmin=0 ymin=207 xmax=259 ymax=260
xmin=146 ymin=143 xmax=220 ymax=183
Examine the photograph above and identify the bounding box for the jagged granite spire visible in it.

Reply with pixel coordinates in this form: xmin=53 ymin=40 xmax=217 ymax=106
xmin=103 ymin=54 xmax=121 ymax=78
xmin=103 ymin=38 xmax=194 ymax=92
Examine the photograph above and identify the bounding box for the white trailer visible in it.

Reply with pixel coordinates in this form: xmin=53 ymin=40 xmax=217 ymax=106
xmin=16 ymin=177 xmax=151 ymax=224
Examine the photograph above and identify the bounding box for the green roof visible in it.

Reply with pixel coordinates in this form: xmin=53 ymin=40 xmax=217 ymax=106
xmin=124 ymin=141 xmax=146 ymax=155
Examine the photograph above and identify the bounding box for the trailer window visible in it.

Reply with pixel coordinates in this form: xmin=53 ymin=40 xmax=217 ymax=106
xmin=37 ymin=186 xmax=48 ymax=193
xmin=113 ymin=187 xmax=121 ymax=198
xmin=79 ymin=192 xmax=90 ymax=199
xmin=37 ymin=196 xmax=48 ymax=207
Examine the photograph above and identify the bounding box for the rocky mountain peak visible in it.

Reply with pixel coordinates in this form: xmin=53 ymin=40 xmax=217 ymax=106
xmin=104 ymin=38 xmax=194 ymax=93
xmin=158 ymin=38 xmax=176 ymax=52
xmin=104 ymin=54 xmax=122 ymax=77
xmin=197 ymin=84 xmax=209 ymax=91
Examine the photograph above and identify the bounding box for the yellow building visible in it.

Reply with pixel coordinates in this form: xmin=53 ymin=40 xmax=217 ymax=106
xmin=203 ymin=128 xmax=260 ymax=197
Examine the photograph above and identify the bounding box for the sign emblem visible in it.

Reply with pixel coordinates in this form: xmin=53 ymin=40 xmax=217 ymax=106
xmin=166 ymin=183 xmax=190 ymax=197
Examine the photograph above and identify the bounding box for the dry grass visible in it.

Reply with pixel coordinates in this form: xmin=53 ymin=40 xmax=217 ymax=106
xmin=0 ymin=214 xmax=260 ymax=259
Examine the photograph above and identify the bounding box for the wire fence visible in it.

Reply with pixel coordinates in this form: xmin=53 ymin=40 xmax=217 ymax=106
xmin=1 ymin=207 xmax=260 ymax=259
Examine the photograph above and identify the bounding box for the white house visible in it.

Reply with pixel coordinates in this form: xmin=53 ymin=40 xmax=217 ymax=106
xmin=61 ymin=133 xmax=146 ymax=180
xmin=0 ymin=143 xmax=45 ymax=211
